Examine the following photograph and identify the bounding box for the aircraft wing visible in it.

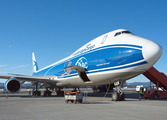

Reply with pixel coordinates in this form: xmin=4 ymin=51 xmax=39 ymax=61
xmin=0 ymin=75 xmax=58 ymax=84
xmin=0 ymin=65 xmax=90 ymax=84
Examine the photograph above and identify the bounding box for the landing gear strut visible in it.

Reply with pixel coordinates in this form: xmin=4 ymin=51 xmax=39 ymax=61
xmin=32 ymin=83 xmax=41 ymax=96
xmin=112 ymin=81 xmax=125 ymax=101
xmin=56 ymin=88 xmax=64 ymax=96
xmin=44 ymin=88 xmax=52 ymax=96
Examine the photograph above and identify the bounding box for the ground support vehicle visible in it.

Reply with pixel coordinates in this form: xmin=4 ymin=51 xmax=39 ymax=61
xmin=64 ymin=91 xmax=83 ymax=104
xmin=144 ymin=85 xmax=167 ymax=99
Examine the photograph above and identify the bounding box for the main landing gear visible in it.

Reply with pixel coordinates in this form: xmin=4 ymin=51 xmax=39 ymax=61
xmin=44 ymin=88 xmax=52 ymax=96
xmin=56 ymin=88 xmax=64 ymax=96
xmin=32 ymin=83 xmax=53 ymax=96
xmin=112 ymin=81 xmax=125 ymax=101
xmin=32 ymin=83 xmax=41 ymax=96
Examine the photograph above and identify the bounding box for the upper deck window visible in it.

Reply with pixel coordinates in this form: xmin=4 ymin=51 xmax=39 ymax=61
xmin=101 ymin=35 xmax=108 ymax=44
xmin=114 ymin=31 xmax=132 ymax=37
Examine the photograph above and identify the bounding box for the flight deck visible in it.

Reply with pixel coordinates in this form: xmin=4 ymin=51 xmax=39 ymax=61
xmin=0 ymin=90 xmax=167 ymax=120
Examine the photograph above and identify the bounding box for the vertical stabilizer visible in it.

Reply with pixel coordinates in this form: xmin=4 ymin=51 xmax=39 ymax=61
xmin=32 ymin=52 xmax=39 ymax=73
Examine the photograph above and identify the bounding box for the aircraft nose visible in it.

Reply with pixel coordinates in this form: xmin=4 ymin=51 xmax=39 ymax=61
xmin=143 ymin=41 xmax=163 ymax=63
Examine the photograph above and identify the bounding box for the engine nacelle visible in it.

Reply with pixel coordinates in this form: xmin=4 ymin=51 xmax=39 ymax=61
xmin=4 ymin=78 xmax=21 ymax=93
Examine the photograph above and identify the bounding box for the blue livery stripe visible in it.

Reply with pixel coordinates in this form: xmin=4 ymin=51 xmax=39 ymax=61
xmin=60 ymin=60 xmax=147 ymax=79
xmin=33 ymin=44 xmax=144 ymax=77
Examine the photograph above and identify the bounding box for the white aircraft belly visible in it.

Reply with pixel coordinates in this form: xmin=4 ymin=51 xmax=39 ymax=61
xmin=56 ymin=64 xmax=147 ymax=87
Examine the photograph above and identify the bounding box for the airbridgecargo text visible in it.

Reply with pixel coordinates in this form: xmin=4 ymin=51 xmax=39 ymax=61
xmin=73 ymin=45 xmax=95 ymax=56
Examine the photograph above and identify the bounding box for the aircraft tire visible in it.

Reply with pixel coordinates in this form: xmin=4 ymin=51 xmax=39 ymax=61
xmin=44 ymin=91 xmax=47 ymax=96
xmin=37 ymin=91 xmax=41 ymax=96
xmin=57 ymin=91 xmax=64 ymax=96
xmin=48 ymin=91 xmax=51 ymax=96
xmin=33 ymin=91 xmax=36 ymax=96
xmin=112 ymin=92 xmax=120 ymax=101
xmin=153 ymin=94 xmax=158 ymax=99
xmin=79 ymin=100 xmax=82 ymax=103
xmin=120 ymin=93 xmax=125 ymax=101
xmin=44 ymin=90 xmax=51 ymax=96
xmin=57 ymin=91 xmax=60 ymax=96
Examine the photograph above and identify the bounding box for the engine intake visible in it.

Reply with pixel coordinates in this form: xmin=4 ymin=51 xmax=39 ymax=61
xmin=4 ymin=78 xmax=21 ymax=93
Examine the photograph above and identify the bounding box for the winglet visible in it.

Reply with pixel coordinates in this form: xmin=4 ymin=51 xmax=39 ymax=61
xmin=32 ymin=52 xmax=39 ymax=73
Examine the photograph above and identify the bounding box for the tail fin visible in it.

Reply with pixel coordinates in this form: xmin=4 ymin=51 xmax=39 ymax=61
xmin=32 ymin=52 xmax=39 ymax=73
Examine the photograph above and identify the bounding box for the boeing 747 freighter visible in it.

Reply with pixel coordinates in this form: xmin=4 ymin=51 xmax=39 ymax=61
xmin=0 ymin=29 xmax=163 ymax=101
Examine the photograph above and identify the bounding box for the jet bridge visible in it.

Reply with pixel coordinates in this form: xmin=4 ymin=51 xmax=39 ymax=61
xmin=143 ymin=67 xmax=167 ymax=91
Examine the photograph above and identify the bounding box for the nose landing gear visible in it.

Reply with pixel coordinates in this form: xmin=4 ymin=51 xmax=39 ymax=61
xmin=112 ymin=81 xmax=125 ymax=101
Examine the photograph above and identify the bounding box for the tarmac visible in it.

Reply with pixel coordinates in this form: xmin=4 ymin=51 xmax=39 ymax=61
xmin=0 ymin=90 xmax=167 ymax=120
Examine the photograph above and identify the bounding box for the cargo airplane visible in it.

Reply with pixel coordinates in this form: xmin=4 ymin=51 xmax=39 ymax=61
xmin=0 ymin=29 xmax=163 ymax=101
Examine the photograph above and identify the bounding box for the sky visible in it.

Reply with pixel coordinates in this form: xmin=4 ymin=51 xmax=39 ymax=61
xmin=0 ymin=0 xmax=167 ymax=83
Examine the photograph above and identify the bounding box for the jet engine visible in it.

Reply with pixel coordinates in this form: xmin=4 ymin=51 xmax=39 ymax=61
xmin=4 ymin=78 xmax=21 ymax=93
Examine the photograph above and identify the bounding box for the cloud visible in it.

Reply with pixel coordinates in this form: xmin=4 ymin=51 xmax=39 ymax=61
xmin=0 ymin=72 xmax=8 ymax=74
xmin=7 ymin=64 xmax=30 ymax=69
xmin=0 ymin=65 xmax=8 ymax=68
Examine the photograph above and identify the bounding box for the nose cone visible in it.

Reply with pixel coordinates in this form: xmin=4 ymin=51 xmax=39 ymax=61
xmin=143 ymin=41 xmax=163 ymax=63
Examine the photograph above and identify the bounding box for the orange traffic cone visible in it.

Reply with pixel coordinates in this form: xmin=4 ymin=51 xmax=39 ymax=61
xmin=6 ymin=95 xmax=8 ymax=99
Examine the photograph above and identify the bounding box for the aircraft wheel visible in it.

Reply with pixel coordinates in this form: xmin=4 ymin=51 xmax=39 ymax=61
xmin=153 ymin=94 xmax=158 ymax=99
xmin=57 ymin=91 xmax=60 ymax=96
xmin=44 ymin=91 xmax=47 ymax=96
xmin=120 ymin=93 xmax=125 ymax=101
xmin=60 ymin=91 xmax=64 ymax=96
xmin=112 ymin=92 xmax=120 ymax=101
xmin=57 ymin=91 xmax=64 ymax=96
xmin=33 ymin=91 xmax=37 ymax=96
xmin=44 ymin=90 xmax=52 ymax=96
xmin=79 ymin=100 xmax=82 ymax=103
xmin=48 ymin=91 xmax=51 ymax=96
xmin=37 ymin=91 xmax=41 ymax=96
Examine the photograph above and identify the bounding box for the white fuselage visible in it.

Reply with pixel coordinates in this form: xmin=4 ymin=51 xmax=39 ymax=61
xmin=33 ymin=29 xmax=163 ymax=87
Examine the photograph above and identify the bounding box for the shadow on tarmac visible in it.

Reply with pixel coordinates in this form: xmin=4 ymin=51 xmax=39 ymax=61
xmin=88 ymin=92 xmax=139 ymax=99
xmin=1 ymin=91 xmax=167 ymax=101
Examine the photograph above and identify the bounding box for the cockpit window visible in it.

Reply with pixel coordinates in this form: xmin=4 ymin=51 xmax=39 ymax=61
xmin=114 ymin=31 xmax=132 ymax=37
xmin=114 ymin=32 xmax=121 ymax=37
xmin=122 ymin=31 xmax=132 ymax=34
